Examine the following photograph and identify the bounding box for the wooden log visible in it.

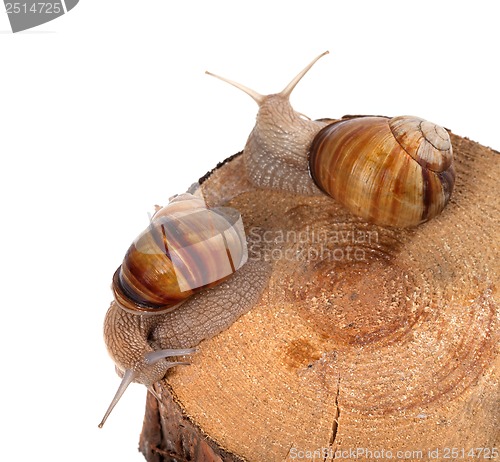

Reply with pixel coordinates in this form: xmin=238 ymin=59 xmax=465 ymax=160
xmin=139 ymin=132 xmax=499 ymax=461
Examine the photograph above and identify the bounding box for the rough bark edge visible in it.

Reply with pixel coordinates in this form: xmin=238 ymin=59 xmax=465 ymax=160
xmin=198 ymin=151 xmax=243 ymax=186
xmin=139 ymin=384 xmax=244 ymax=462
xmin=139 ymin=390 xmax=163 ymax=462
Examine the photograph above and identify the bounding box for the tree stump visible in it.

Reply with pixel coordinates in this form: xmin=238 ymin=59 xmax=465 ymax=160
xmin=139 ymin=131 xmax=499 ymax=461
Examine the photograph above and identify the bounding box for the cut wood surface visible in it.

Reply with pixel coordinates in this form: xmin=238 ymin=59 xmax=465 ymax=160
xmin=140 ymin=132 xmax=499 ymax=461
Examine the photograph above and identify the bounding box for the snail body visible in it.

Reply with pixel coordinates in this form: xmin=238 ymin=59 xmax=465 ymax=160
xmin=207 ymin=52 xmax=455 ymax=227
xmin=99 ymin=193 xmax=268 ymax=427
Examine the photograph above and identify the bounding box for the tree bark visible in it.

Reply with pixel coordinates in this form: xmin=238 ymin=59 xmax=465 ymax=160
xmin=139 ymin=131 xmax=499 ymax=461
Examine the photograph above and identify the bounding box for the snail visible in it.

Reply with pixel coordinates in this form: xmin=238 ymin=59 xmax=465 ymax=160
xmin=206 ymin=51 xmax=455 ymax=227
xmin=99 ymin=193 xmax=271 ymax=427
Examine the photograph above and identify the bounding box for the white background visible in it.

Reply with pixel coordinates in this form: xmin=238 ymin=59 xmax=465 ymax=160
xmin=0 ymin=1 xmax=498 ymax=461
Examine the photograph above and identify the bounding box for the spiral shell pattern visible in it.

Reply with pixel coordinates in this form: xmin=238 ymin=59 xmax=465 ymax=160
xmin=113 ymin=195 xmax=248 ymax=313
xmin=309 ymin=116 xmax=455 ymax=227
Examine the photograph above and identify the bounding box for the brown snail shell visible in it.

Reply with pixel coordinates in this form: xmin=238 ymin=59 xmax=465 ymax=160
xmin=113 ymin=194 xmax=248 ymax=313
xmin=309 ymin=116 xmax=455 ymax=227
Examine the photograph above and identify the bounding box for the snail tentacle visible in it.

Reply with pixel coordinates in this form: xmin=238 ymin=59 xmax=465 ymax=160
xmin=98 ymin=348 xmax=193 ymax=428
xmin=144 ymin=348 xmax=197 ymax=365
xmin=279 ymin=50 xmax=329 ymax=98
xmin=98 ymin=369 xmax=135 ymax=428
xmin=205 ymin=71 xmax=264 ymax=105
